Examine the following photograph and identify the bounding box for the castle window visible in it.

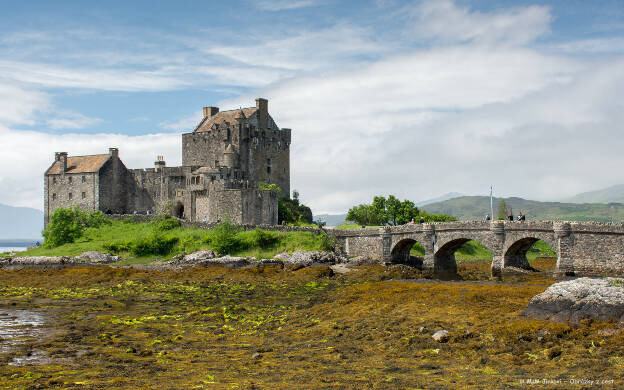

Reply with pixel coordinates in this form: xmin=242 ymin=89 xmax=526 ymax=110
xmin=215 ymin=160 xmax=219 ymax=167
xmin=68 ymin=176 xmax=72 ymax=184
xmin=69 ymin=193 xmax=73 ymax=200
xmin=81 ymin=192 xmax=86 ymax=199
xmin=267 ymin=158 xmax=271 ymax=165
xmin=52 ymin=177 xmax=57 ymax=184
xmin=267 ymin=166 xmax=271 ymax=174
xmin=226 ymin=128 xmax=231 ymax=141
xmin=52 ymin=193 xmax=56 ymax=200
xmin=82 ymin=175 xmax=86 ymax=183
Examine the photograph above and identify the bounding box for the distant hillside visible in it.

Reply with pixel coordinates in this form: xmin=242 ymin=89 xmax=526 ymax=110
xmin=416 ymin=192 xmax=464 ymax=206
xmin=565 ymin=184 xmax=624 ymax=204
xmin=0 ymin=203 xmax=43 ymax=239
xmin=422 ymin=196 xmax=624 ymax=222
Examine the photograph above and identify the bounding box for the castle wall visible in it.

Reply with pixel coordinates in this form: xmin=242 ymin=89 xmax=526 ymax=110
xmin=44 ymin=172 xmax=98 ymax=224
xmin=98 ymin=156 xmax=131 ymax=214
xmin=128 ymin=166 xmax=187 ymax=213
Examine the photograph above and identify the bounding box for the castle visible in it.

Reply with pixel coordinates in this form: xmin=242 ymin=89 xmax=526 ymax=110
xmin=44 ymin=98 xmax=290 ymax=225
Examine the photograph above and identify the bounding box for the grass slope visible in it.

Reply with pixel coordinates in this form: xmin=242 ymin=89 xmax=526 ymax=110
xmin=423 ymin=195 xmax=624 ymax=222
xmin=565 ymin=184 xmax=624 ymax=204
xmin=8 ymin=220 xmax=330 ymax=263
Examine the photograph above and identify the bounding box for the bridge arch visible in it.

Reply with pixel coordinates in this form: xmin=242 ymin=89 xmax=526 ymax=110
xmin=433 ymin=236 xmax=495 ymax=274
xmin=504 ymin=237 xmax=558 ymax=269
xmin=390 ymin=238 xmax=426 ymax=267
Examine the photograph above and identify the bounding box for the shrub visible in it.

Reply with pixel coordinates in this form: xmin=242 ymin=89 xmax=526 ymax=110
xmin=43 ymin=207 xmax=111 ymax=248
xmin=130 ymin=233 xmax=179 ymax=256
xmin=103 ymin=240 xmax=133 ymax=253
xmin=251 ymin=229 xmax=279 ymax=249
xmin=210 ymin=218 xmax=244 ymax=255
xmin=152 ymin=216 xmax=181 ymax=231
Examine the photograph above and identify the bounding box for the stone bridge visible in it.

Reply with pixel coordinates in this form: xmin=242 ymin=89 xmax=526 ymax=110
xmin=329 ymin=221 xmax=624 ymax=277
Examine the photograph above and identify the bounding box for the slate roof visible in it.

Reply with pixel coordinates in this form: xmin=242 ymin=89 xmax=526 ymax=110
xmin=194 ymin=107 xmax=257 ymax=133
xmin=46 ymin=154 xmax=111 ymax=175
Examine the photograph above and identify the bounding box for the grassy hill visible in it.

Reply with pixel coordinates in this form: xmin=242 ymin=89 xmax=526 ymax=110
xmin=422 ymin=196 xmax=624 ymax=222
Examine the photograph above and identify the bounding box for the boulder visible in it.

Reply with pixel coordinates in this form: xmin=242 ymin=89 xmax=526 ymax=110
xmin=75 ymin=251 xmax=120 ymax=264
xmin=176 ymin=250 xmax=216 ymax=263
xmin=0 ymin=256 xmax=75 ymax=267
xmin=432 ymin=330 xmax=449 ymax=343
xmin=277 ymin=251 xmax=346 ymax=270
xmin=525 ymin=277 xmax=624 ymax=325
xmin=194 ymin=256 xmax=249 ymax=268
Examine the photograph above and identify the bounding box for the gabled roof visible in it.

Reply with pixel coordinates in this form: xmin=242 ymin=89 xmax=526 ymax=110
xmin=194 ymin=107 xmax=257 ymax=133
xmin=46 ymin=154 xmax=111 ymax=175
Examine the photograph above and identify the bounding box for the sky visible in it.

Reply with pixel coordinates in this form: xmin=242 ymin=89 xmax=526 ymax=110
xmin=0 ymin=0 xmax=623 ymax=214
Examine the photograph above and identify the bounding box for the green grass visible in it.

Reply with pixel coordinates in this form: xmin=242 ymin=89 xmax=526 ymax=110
xmin=15 ymin=220 xmax=331 ymax=263
xmin=409 ymin=239 xmax=556 ymax=262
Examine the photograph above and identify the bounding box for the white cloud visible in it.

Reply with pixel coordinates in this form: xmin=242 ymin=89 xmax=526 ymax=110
xmin=159 ymin=110 xmax=202 ymax=132
xmin=255 ymin=0 xmax=321 ymax=11
xmin=47 ymin=112 xmax=103 ymax=130
xmin=408 ymin=0 xmax=551 ymax=45
xmin=0 ymin=125 xmax=181 ymax=209
xmin=0 ymin=83 xmax=49 ymax=125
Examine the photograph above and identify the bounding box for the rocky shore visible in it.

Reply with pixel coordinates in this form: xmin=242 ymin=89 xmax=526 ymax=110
xmin=524 ymin=277 xmax=624 ymax=325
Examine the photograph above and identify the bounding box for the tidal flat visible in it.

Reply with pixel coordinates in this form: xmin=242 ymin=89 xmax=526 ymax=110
xmin=0 ymin=260 xmax=622 ymax=389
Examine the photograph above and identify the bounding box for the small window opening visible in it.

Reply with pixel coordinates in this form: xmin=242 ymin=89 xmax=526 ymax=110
xmin=267 ymin=166 xmax=271 ymax=174
xmin=81 ymin=175 xmax=86 ymax=183
xmin=81 ymin=192 xmax=86 ymax=199
xmin=68 ymin=176 xmax=72 ymax=184
xmin=52 ymin=177 xmax=57 ymax=184
xmin=52 ymin=193 xmax=56 ymax=200
xmin=68 ymin=193 xmax=73 ymax=200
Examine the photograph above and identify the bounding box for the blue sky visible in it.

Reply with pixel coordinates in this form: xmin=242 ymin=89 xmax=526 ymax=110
xmin=0 ymin=0 xmax=623 ymax=213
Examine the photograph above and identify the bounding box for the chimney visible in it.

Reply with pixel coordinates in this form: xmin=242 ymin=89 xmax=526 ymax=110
xmin=109 ymin=148 xmax=119 ymax=158
xmin=155 ymin=155 xmax=166 ymax=170
xmin=55 ymin=152 xmax=68 ymax=173
xmin=203 ymin=107 xmax=219 ymax=118
xmin=256 ymin=98 xmax=268 ymax=130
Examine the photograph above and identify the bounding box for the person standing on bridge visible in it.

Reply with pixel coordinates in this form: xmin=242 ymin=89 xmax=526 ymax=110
xmin=419 ymin=216 xmax=425 ymax=224
xmin=486 ymin=214 xmax=491 ymax=221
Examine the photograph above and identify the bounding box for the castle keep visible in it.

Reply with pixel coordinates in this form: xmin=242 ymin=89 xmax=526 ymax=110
xmin=44 ymin=98 xmax=290 ymax=225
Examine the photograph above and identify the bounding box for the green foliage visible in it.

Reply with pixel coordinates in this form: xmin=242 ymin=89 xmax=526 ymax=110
xmin=42 ymin=207 xmax=111 ymax=248
xmin=346 ymin=195 xmax=422 ymax=226
xmin=258 ymin=182 xmax=281 ymax=193
xmin=419 ymin=211 xmax=457 ymax=222
xmin=129 ymin=233 xmax=179 ymax=256
xmin=497 ymin=199 xmax=508 ymax=220
xmin=278 ymin=190 xmax=313 ymax=224
xmin=210 ymin=217 xmax=244 ymax=255
xmin=250 ymin=228 xmax=279 ymax=249
xmin=152 ymin=215 xmax=181 ymax=231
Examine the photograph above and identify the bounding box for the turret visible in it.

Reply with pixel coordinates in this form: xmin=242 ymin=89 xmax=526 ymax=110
xmin=223 ymin=144 xmax=238 ymax=168
xmin=155 ymin=155 xmax=166 ymax=170
xmin=256 ymin=98 xmax=268 ymax=130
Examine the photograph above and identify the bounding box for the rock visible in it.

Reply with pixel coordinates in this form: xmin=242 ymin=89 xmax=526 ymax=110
xmin=344 ymin=256 xmax=381 ymax=266
xmin=417 ymin=326 xmax=427 ymax=334
xmin=0 ymin=256 xmax=75 ymax=267
xmin=432 ymin=330 xmax=449 ymax=343
xmin=176 ymin=250 xmax=216 ymax=263
xmin=525 ymin=277 xmax=624 ymax=325
xmin=252 ymin=352 xmax=261 ymax=359
xmin=75 ymin=251 xmax=120 ymax=264
xmin=277 ymin=251 xmax=346 ymax=270
xmin=196 ymin=256 xmax=249 ymax=268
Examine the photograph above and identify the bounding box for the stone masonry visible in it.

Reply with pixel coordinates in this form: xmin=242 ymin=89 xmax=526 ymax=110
xmin=44 ymin=98 xmax=288 ymax=226
xmin=329 ymin=221 xmax=624 ymax=277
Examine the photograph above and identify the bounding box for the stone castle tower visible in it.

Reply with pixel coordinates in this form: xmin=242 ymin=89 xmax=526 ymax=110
xmin=44 ymin=98 xmax=290 ymax=225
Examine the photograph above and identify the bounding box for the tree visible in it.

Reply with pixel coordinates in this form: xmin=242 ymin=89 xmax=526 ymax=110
xmin=346 ymin=195 xmax=422 ymax=226
xmin=497 ymin=199 xmax=507 ymax=220
xmin=42 ymin=207 xmax=110 ymax=248
xmin=278 ymin=189 xmax=313 ymax=224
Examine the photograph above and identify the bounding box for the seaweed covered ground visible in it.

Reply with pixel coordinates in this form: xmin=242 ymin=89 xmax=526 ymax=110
xmin=1 ymin=260 xmax=622 ymax=389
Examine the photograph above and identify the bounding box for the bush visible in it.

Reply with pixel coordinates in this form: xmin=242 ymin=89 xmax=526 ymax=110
xmin=130 ymin=233 xmax=179 ymax=256
xmin=43 ymin=207 xmax=111 ymax=248
xmin=152 ymin=216 xmax=181 ymax=231
xmin=210 ymin=218 xmax=244 ymax=255
xmin=103 ymin=240 xmax=133 ymax=253
xmin=251 ymin=229 xmax=279 ymax=249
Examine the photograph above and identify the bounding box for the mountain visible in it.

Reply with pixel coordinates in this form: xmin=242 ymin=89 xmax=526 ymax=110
xmin=0 ymin=203 xmax=44 ymax=239
xmin=564 ymin=184 xmax=624 ymax=204
xmin=416 ymin=192 xmax=464 ymax=207
xmin=422 ymin=196 xmax=624 ymax=222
